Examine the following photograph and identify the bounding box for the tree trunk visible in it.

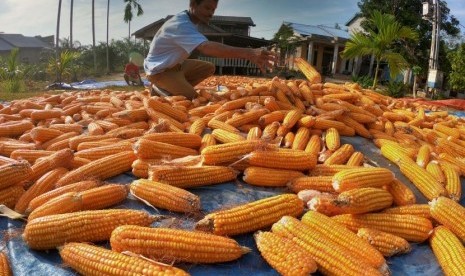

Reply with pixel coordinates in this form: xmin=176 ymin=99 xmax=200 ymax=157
xmin=413 ymin=76 xmax=417 ymax=98
xmin=56 ymin=0 xmax=62 ymax=83
xmin=70 ymin=0 xmax=73 ymax=49
xmin=106 ymin=0 xmax=110 ymax=74
xmin=128 ymin=21 xmax=131 ymax=40
xmin=92 ymin=0 xmax=97 ymax=73
xmin=372 ymin=58 xmax=380 ymax=89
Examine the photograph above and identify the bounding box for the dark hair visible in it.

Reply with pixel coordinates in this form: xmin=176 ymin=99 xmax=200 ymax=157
xmin=191 ymin=0 xmax=218 ymax=4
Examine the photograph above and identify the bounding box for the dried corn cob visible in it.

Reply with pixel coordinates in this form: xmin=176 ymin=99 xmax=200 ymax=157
xmin=426 ymin=161 xmax=446 ymax=184
xmin=0 ymin=160 xmax=32 ymax=189
xmin=248 ymin=148 xmax=316 ymax=171
xmin=247 ymin=126 xmax=262 ymax=140
xmin=334 ymin=187 xmax=393 ymax=214
xmin=134 ymin=139 xmax=198 ymax=160
xmin=144 ymin=97 xmax=188 ymax=122
xmin=142 ymin=132 xmax=202 ymax=149
xmin=287 ymin=176 xmax=335 ymax=193
xmin=195 ymin=194 xmax=304 ymax=236
xmin=291 ymin=127 xmax=310 ymax=151
xmin=301 ymin=211 xmax=388 ymax=272
xmin=201 ymin=140 xmax=273 ymax=165
xmin=440 ymin=162 xmax=461 ymax=201
xmin=0 ymin=185 xmax=25 ymax=209
xmin=27 ymin=192 xmax=83 ymax=221
xmin=271 ymin=216 xmax=383 ymax=276
xmin=254 ymin=231 xmax=317 ymax=276
xmin=28 ymin=148 xmax=74 ymax=183
xmin=0 ymin=251 xmax=12 ymax=276
xmin=282 ymin=109 xmax=302 ymax=129
xmin=60 ymin=242 xmax=188 ymax=276
xmin=430 ymin=197 xmax=465 ymax=242
xmin=382 ymin=204 xmax=431 ymax=219
xmin=149 ymin=165 xmax=236 ymax=188
xmin=429 ymin=226 xmax=465 ymax=276
xmin=323 ymin=143 xmax=355 ymax=165
xmin=211 ymin=128 xmax=246 ymax=143
xmin=416 ymin=144 xmax=431 ymax=168
xmin=189 ymin=118 xmax=206 ymax=136
xmin=385 ymin=178 xmax=416 ymax=206
xmin=346 ymin=151 xmax=364 ymax=166
xmin=23 ymin=209 xmax=157 ymax=250
xmin=0 ymin=120 xmax=34 ymax=137
xmin=331 ymin=213 xmax=433 ymax=242
xmin=56 ymin=151 xmax=136 ymax=187
xmin=438 ymin=153 xmax=465 ymax=176
xmin=357 ymin=228 xmax=411 ymax=257
xmin=332 ymin=167 xmax=394 ymax=192
xmin=294 ymin=57 xmax=322 ymax=84
xmin=111 ymin=225 xmax=249 ymax=263
xmin=243 ymin=166 xmax=304 ymax=187
xmin=130 ymin=179 xmax=200 ymax=213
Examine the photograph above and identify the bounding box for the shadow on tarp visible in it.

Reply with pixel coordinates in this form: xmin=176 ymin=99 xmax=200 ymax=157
xmin=46 ymin=79 xmax=151 ymax=90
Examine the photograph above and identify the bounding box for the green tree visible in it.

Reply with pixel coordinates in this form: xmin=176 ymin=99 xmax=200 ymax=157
xmin=448 ymin=43 xmax=465 ymax=92
xmin=47 ymin=50 xmax=81 ymax=83
xmin=0 ymin=48 xmax=27 ymax=92
xmin=123 ymin=0 xmax=144 ymax=40
xmin=272 ymin=23 xmax=302 ymax=68
xmin=342 ymin=10 xmax=418 ymax=89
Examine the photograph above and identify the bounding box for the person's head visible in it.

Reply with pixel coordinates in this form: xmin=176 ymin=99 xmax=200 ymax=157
xmin=189 ymin=0 xmax=218 ymax=24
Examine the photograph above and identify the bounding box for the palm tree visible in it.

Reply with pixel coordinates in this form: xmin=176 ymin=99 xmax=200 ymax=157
xmin=70 ymin=0 xmax=74 ymax=49
xmin=106 ymin=0 xmax=111 ymax=74
xmin=123 ymin=0 xmax=144 ymax=40
xmin=56 ymin=0 xmax=63 ymax=81
xmin=92 ymin=0 xmax=97 ymax=73
xmin=342 ymin=10 xmax=419 ymax=89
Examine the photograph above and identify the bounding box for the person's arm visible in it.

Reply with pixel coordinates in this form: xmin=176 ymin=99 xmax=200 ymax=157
xmin=196 ymin=41 xmax=275 ymax=73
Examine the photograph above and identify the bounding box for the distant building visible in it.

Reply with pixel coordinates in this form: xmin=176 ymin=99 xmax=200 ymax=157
xmin=0 ymin=33 xmax=53 ymax=64
xmin=133 ymin=15 xmax=272 ymax=75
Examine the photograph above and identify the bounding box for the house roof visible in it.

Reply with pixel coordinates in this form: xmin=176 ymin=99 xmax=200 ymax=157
xmin=283 ymin=21 xmax=350 ymax=42
xmin=210 ymin=15 xmax=255 ymax=26
xmin=345 ymin=14 xmax=362 ymax=26
xmin=0 ymin=34 xmax=51 ymax=51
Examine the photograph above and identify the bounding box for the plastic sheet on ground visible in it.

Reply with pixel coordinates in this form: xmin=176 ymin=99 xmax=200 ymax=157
xmin=70 ymin=79 xmax=150 ymax=90
xmin=2 ymin=134 xmax=459 ymax=276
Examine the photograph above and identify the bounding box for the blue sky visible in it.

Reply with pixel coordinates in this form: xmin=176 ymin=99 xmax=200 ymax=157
xmin=0 ymin=0 xmax=464 ymax=46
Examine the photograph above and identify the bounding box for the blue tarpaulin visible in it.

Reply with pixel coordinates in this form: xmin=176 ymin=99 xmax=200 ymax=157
xmin=1 ymin=134 xmax=457 ymax=276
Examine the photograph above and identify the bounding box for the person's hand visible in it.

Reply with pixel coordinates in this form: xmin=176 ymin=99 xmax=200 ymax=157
xmin=250 ymin=48 xmax=276 ymax=74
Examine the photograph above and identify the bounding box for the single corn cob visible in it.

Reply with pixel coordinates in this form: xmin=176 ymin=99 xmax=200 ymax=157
xmin=75 ymin=141 xmax=133 ymax=161
xmin=195 ymin=194 xmax=304 ymax=236
xmin=189 ymin=118 xmax=206 ymax=136
xmin=434 ymin=123 xmax=459 ymax=138
xmin=28 ymin=148 xmax=74 ymax=183
xmin=79 ymin=184 xmax=128 ymax=210
xmin=248 ymin=148 xmax=317 ymax=171
xmin=111 ymin=225 xmax=249 ymax=263
xmin=426 ymin=161 xmax=446 ymax=184
xmin=283 ymin=131 xmax=295 ymax=148
xmin=26 ymin=180 xmax=99 ymax=213
xmin=0 ymin=140 xmax=36 ymax=157
xmin=357 ymin=228 xmax=411 ymax=257
xmin=261 ymin=121 xmax=280 ymax=141
xmin=430 ymin=197 xmax=465 ymax=242
xmin=346 ymin=151 xmax=364 ymax=166
xmin=0 ymin=160 xmax=33 ymax=189
xmin=324 ymin=143 xmax=355 ymax=165
xmin=142 ymin=132 xmax=202 ymax=149
xmin=440 ymin=162 xmax=461 ymax=201
xmin=23 ymin=209 xmax=158 ymax=250
xmin=309 ymin=164 xmax=358 ymax=176
xmin=40 ymin=131 xmax=79 ymax=150
xmin=144 ymin=97 xmax=188 ymax=122
xmin=243 ymin=166 xmax=304 ymax=187
xmin=0 ymin=185 xmax=25 ymax=209
xmin=56 ymin=151 xmax=136 ymax=187
xmin=75 ymin=138 xmax=122 ymax=151
xmin=0 ymin=120 xmax=34 ymax=137
xmin=207 ymin=118 xmax=241 ymax=134
xmin=382 ymin=204 xmax=431 ymax=219
xmin=14 ymin=167 xmax=68 ymax=214
xmin=211 ymin=128 xmax=246 ymax=143
xmin=247 ymin=126 xmax=262 ymax=140
xmin=294 ymin=57 xmax=322 ymax=84
xmin=332 ymin=167 xmax=395 ymax=192
xmin=325 ymin=127 xmax=340 ymax=151
xmin=380 ymin=143 xmax=415 ymax=164
xmin=199 ymin=133 xmax=216 ymax=152
xmin=429 ymin=226 xmax=465 ymax=276
xmin=149 ymin=165 xmax=236 ymax=188
xmin=291 ymin=127 xmax=310 ymax=151
xmin=30 ymin=109 xmax=62 ymax=121
xmin=49 ymin=123 xmax=83 ymax=134
xmin=331 ymin=213 xmax=433 ymax=242
xmin=201 ymin=140 xmax=272 ymax=165
xmin=271 ymin=216 xmax=383 ymax=276
xmin=438 ymin=153 xmax=465 ymax=176
xmin=27 ymin=191 xmax=83 ymax=221
xmin=0 ymin=251 xmax=12 ymax=276
xmin=30 ymin=127 xmax=64 ymax=143
xmin=254 ymin=231 xmax=317 ymax=276
xmin=258 ymin=110 xmax=286 ymax=127
xmin=298 ymin=115 xmax=316 ymax=128
xmin=334 ymin=187 xmax=393 ymax=214
xmin=59 ymin=242 xmax=188 ymax=276
xmin=384 ymin=121 xmax=395 ymax=136
xmin=225 ymin=108 xmax=268 ymax=127
xmin=288 ymin=176 xmax=335 ymax=193
xmin=130 ymin=179 xmax=200 ymax=213
xmin=282 ymin=109 xmax=302 ymax=129
xmin=134 ymin=139 xmax=198 ymax=160
xmin=385 ymin=178 xmax=416 ymax=206
xmin=398 ymin=158 xmax=447 ymax=200
xmin=301 ymin=211 xmax=388 ymax=272
xmin=416 ymin=144 xmax=431 ymax=168
xmin=113 ymin=108 xmax=148 ymax=122
xmin=306 ymin=193 xmax=343 ymax=216
xmin=312 ymin=118 xmax=347 ymax=131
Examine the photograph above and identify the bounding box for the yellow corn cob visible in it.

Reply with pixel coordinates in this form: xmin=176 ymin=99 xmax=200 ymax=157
xmin=27 ymin=191 xmax=83 ymax=221
xmin=130 ymin=179 xmax=200 ymax=213
xmin=225 ymin=109 xmax=268 ymax=127
xmin=332 ymin=167 xmax=394 ymax=192
xmin=134 ymin=139 xmax=198 ymax=160
xmin=291 ymin=127 xmax=310 ymax=151
xmin=429 ymin=226 xmax=465 ymax=276
xmin=248 ymin=148 xmax=317 ymax=171
xmin=261 ymin=121 xmax=280 ymax=141
xmin=258 ymin=110 xmax=286 ymax=127
xmin=0 ymin=140 xmax=36 ymax=157
xmin=56 ymin=151 xmax=136 ymax=187
xmin=74 ymin=141 xmax=133 ymax=161
xmin=426 ymin=160 xmax=446 ymax=183
xmin=357 ymin=228 xmax=411 ymax=257
xmin=339 ymin=116 xmax=372 ymax=138
xmin=247 ymin=126 xmax=262 ymax=141
xmin=263 ymin=96 xmax=281 ymax=112
xmin=382 ymin=204 xmax=431 ymax=219
xmin=0 ymin=160 xmax=32 ymax=189
xmin=26 ymin=180 xmax=99 ymax=213
xmin=398 ymin=158 xmax=447 ymax=200
xmin=211 ymin=128 xmax=246 ymax=143
xmin=324 ymin=127 xmax=340 ymax=151
xmin=111 ymin=225 xmax=249 ymax=264
xmin=346 ymin=151 xmax=364 ymax=166
xmin=304 ymin=134 xmax=321 ymax=155
xmin=27 ymin=148 xmax=74 ymax=183
xmin=142 ymin=132 xmax=202 ymax=149
xmin=30 ymin=109 xmax=62 ymax=121
xmin=60 ymin=242 xmax=188 ymax=276
xmin=23 ymin=209 xmax=158 ymax=250
xmin=201 ymin=140 xmax=273 ymax=165
xmin=332 ymin=213 xmax=433 ymax=242
xmin=430 ymin=196 xmax=465 ymax=242
xmin=298 ymin=83 xmax=315 ymax=104
xmin=438 ymin=153 xmax=465 ymax=176
xmin=79 ymin=184 xmax=128 ymax=210
xmin=75 ymin=138 xmax=122 ymax=151
xmin=440 ymin=162 xmax=461 ymax=201
xmin=384 ymin=121 xmax=395 ymax=136
xmin=87 ymin=122 xmax=104 ymax=135
xmin=221 ymin=96 xmax=261 ymax=111
xmin=30 ymin=127 xmax=64 ymax=143
xmin=301 ymin=211 xmax=388 ymax=272
xmin=276 ymin=125 xmax=290 ymax=137
xmin=271 ymin=216 xmax=383 ymax=276
xmin=0 ymin=185 xmax=25 ymax=209
xmin=416 ymin=144 xmax=431 ymax=168
xmin=40 ymin=131 xmax=79 ymax=150
xmin=282 ymin=109 xmax=302 ymax=129
xmin=199 ymin=133 xmax=216 ymax=152
xmin=254 ymin=231 xmax=317 ymax=276
xmin=287 ymin=176 xmax=335 ymax=193
xmin=195 ymin=194 xmax=304 ymax=236
xmin=243 ymin=166 xmax=304 ymax=187
xmin=189 ymin=118 xmax=206 ymax=136
xmin=0 ymin=120 xmax=34 ymax=137
xmin=306 ymin=193 xmax=343 ymax=216
xmin=144 ymin=97 xmax=188 ymax=122
xmin=113 ymin=108 xmax=148 ymax=122
xmin=385 ymin=178 xmax=416 ymax=206
xmin=380 ymin=143 xmax=415 ymax=165
xmin=334 ymin=187 xmax=393 ymax=214
xmin=0 ymin=155 xmax=16 ymax=166
xmin=294 ymin=57 xmax=322 ymax=84
xmin=313 ymin=118 xmax=347 ymax=131
xmin=14 ymin=167 xmax=68 ymax=214
xmin=434 ymin=123 xmax=459 ymax=138
xmin=324 ymin=144 xmax=355 ymax=165
xmin=0 ymin=251 xmax=12 ymax=276
xmin=149 ymin=165 xmax=236 ymax=188
xmin=437 ymin=138 xmax=465 ymax=159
